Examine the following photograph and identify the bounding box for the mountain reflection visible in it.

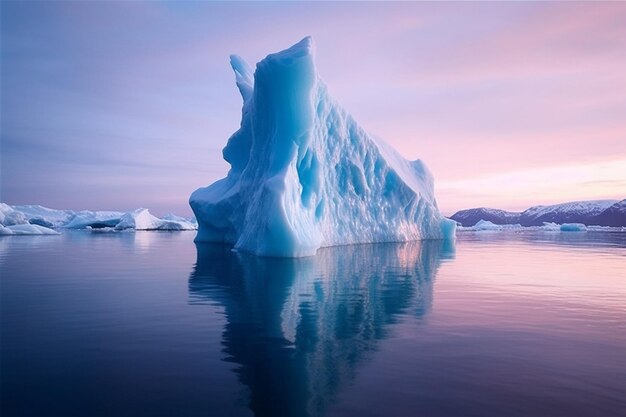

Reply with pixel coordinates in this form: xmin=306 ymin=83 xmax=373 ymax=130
xmin=189 ymin=240 xmax=455 ymax=417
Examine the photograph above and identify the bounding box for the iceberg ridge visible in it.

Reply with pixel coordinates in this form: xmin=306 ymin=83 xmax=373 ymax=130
xmin=190 ymin=37 xmax=455 ymax=257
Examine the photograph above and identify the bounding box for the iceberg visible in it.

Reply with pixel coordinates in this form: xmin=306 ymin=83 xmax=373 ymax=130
xmin=560 ymin=223 xmax=587 ymax=232
xmin=0 ymin=203 xmax=59 ymax=235
xmin=541 ymin=222 xmax=561 ymax=231
xmin=12 ymin=205 xmax=75 ymax=227
xmin=0 ymin=203 xmax=197 ymax=234
xmin=189 ymin=37 xmax=455 ymax=257
xmin=64 ymin=210 xmax=124 ymax=229
xmin=0 ymin=203 xmax=27 ymax=226
xmin=115 ymin=209 xmax=162 ymax=230
xmin=470 ymin=220 xmax=512 ymax=231
xmin=162 ymin=213 xmax=197 ymax=225
xmin=0 ymin=223 xmax=60 ymax=235
xmin=115 ymin=208 xmax=197 ymax=231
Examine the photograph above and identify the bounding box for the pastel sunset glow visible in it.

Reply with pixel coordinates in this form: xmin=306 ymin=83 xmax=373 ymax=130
xmin=2 ymin=1 xmax=625 ymax=215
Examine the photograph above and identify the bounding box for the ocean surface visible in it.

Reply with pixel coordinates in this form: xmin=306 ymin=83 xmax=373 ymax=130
xmin=1 ymin=230 xmax=625 ymax=417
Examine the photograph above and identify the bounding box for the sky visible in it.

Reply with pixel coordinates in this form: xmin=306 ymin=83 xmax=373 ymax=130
xmin=1 ymin=1 xmax=625 ymax=216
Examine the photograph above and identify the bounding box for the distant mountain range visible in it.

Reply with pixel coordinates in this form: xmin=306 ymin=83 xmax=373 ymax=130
xmin=450 ymin=199 xmax=626 ymax=227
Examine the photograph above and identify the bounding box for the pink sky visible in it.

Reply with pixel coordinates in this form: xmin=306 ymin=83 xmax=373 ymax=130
xmin=2 ymin=2 xmax=625 ymax=215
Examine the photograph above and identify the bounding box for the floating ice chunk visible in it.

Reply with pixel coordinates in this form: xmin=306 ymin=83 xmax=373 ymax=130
xmin=586 ymin=225 xmax=626 ymax=232
xmin=115 ymin=209 xmax=197 ymax=231
xmin=471 ymin=220 xmax=504 ymax=230
xmin=541 ymin=222 xmax=561 ymax=231
xmin=190 ymin=37 xmax=455 ymax=257
xmin=115 ymin=209 xmax=162 ymax=230
xmin=28 ymin=217 xmax=55 ymax=228
xmin=162 ymin=213 xmax=194 ymax=223
xmin=161 ymin=213 xmax=198 ymax=230
xmin=0 ymin=203 xmax=28 ymax=226
xmin=86 ymin=227 xmax=119 ymax=233
xmin=560 ymin=223 xmax=587 ymax=232
xmin=0 ymin=223 xmax=60 ymax=235
xmin=1 ymin=204 xmax=59 ymax=235
xmin=1 ymin=203 xmax=197 ymax=233
xmin=154 ymin=220 xmax=197 ymax=231
xmin=462 ymin=220 xmax=526 ymax=231
xmin=457 ymin=221 xmax=612 ymax=233
xmin=12 ymin=205 xmax=75 ymax=227
xmin=64 ymin=211 xmax=124 ymax=229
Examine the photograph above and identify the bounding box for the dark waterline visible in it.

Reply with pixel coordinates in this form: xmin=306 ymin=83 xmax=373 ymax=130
xmin=1 ymin=231 xmax=625 ymax=417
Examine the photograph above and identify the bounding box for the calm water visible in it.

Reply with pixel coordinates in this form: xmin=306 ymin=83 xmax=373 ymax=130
xmin=1 ymin=231 xmax=625 ymax=417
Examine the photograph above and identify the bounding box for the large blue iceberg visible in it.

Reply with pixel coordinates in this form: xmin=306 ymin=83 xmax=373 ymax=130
xmin=190 ymin=37 xmax=455 ymax=257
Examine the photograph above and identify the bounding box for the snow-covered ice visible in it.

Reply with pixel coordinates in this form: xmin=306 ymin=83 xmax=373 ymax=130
xmin=540 ymin=222 xmax=561 ymax=231
xmin=190 ymin=37 xmax=455 ymax=257
xmin=162 ymin=213 xmax=197 ymax=225
xmin=115 ymin=209 xmax=197 ymax=231
xmin=115 ymin=209 xmax=163 ymax=230
xmin=0 ymin=203 xmax=59 ymax=235
xmin=0 ymin=223 xmax=60 ymax=235
xmin=0 ymin=204 xmax=196 ymax=235
xmin=11 ymin=205 xmax=75 ymax=227
xmin=0 ymin=203 xmax=28 ymax=226
xmin=64 ymin=210 xmax=125 ymax=229
xmin=469 ymin=220 xmax=517 ymax=231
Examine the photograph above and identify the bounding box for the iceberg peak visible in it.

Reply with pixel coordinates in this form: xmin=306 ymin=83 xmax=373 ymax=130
xmin=190 ymin=38 xmax=455 ymax=257
xmin=229 ymin=54 xmax=254 ymax=102
xmin=267 ymin=35 xmax=315 ymax=60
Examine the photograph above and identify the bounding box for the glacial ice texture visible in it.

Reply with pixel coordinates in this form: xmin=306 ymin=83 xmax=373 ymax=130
xmin=190 ymin=37 xmax=455 ymax=257
xmin=0 ymin=204 xmax=196 ymax=234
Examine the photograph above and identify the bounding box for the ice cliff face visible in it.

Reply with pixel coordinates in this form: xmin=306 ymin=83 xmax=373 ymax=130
xmin=190 ymin=37 xmax=455 ymax=257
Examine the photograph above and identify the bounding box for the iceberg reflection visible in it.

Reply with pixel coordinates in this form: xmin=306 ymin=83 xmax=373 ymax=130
xmin=189 ymin=240 xmax=454 ymax=417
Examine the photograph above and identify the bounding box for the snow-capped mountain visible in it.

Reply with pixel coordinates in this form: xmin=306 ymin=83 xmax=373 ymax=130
xmin=591 ymin=199 xmax=626 ymax=227
xmin=449 ymin=208 xmax=521 ymax=227
xmin=450 ymin=199 xmax=625 ymax=227
xmin=519 ymin=200 xmax=617 ymax=226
